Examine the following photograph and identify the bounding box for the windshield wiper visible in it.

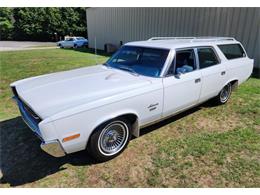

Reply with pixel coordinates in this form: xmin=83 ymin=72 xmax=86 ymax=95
xmin=117 ymin=65 xmax=139 ymax=76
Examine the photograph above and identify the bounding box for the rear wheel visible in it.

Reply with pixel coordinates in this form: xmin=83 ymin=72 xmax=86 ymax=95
xmin=88 ymin=118 xmax=131 ymax=162
xmin=213 ymin=83 xmax=232 ymax=105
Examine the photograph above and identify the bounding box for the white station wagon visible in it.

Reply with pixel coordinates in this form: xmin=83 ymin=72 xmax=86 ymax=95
xmin=11 ymin=37 xmax=253 ymax=162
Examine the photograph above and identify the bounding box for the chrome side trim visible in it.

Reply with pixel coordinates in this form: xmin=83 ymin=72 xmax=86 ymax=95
xmin=40 ymin=140 xmax=66 ymax=157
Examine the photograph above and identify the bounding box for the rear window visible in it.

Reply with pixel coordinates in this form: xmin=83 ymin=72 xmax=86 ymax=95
xmin=218 ymin=44 xmax=246 ymax=60
xmin=198 ymin=48 xmax=219 ymax=69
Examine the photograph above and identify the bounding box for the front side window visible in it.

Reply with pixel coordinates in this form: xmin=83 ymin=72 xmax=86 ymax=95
xmin=167 ymin=49 xmax=196 ymax=75
xmin=106 ymin=46 xmax=169 ymax=77
xmin=198 ymin=47 xmax=219 ymax=69
xmin=217 ymin=44 xmax=246 ymax=60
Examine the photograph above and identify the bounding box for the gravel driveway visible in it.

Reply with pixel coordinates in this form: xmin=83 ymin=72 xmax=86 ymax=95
xmin=0 ymin=41 xmax=57 ymax=51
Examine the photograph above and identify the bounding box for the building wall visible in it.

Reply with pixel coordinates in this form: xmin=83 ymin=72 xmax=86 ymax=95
xmin=86 ymin=8 xmax=260 ymax=73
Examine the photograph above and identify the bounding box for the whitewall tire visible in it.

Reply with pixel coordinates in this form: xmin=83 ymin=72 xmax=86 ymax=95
xmin=88 ymin=118 xmax=131 ymax=162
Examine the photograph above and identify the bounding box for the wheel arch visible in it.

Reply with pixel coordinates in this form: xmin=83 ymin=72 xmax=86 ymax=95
xmin=85 ymin=111 xmax=140 ymax=150
xmin=224 ymin=78 xmax=239 ymax=91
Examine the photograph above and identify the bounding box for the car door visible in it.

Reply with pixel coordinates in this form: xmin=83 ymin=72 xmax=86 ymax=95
xmin=63 ymin=38 xmax=74 ymax=48
xmin=76 ymin=38 xmax=85 ymax=47
xmin=196 ymin=47 xmax=227 ymax=103
xmin=162 ymin=48 xmax=202 ymax=117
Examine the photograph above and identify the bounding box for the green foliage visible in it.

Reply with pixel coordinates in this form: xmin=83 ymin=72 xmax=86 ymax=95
xmin=0 ymin=8 xmax=14 ymax=40
xmin=1 ymin=8 xmax=87 ymax=41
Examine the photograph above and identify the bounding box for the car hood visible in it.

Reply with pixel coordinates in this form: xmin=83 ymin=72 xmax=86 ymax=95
xmin=13 ymin=65 xmax=151 ymax=119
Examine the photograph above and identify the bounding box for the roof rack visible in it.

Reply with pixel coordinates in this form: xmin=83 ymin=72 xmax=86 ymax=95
xmin=148 ymin=37 xmax=236 ymax=42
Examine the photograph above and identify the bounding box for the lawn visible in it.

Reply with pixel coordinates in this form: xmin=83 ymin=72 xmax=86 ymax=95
xmin=0 ymin=48 xmax=259 ymax=187
xmin=0 ymin=48 xmax=108 ymax=120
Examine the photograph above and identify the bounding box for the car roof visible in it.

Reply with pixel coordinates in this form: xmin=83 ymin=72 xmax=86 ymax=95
xmin=125 ymin=37 xmax=240 ymax=50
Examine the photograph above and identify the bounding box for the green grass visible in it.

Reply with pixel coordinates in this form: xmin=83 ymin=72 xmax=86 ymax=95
xmin=148 ymin=128 xmax=260 ymax=187
xmin=0 ymin=48 xmax=259 ymax=187
xmin=0 ymin=48 xmax=108 ymax=120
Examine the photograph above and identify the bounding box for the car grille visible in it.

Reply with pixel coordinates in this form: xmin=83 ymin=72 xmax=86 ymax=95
xmin=12 ymin=87 xmax=42 ymax=138
xmin=23 ymin=102 xmax=42 ymax=123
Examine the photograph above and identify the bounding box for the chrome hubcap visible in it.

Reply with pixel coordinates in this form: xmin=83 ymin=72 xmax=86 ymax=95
xmin=220 ymin=84 xmax=231 ymax=103
xmin=98 ymin=122 xmax=128 ymax=156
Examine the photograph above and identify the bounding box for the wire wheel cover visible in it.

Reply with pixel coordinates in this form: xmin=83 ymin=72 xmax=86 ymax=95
xmin=220 ymin=84 xmax=231 ymax=102
xmin=98 ymin=121 xmax=128 ymax=155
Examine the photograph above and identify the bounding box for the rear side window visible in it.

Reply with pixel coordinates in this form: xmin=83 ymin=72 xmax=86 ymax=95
xmin=198 ymin=48 xmax=219 ymax=69
xmin=218 ymin=44 xmax=246 ymax=60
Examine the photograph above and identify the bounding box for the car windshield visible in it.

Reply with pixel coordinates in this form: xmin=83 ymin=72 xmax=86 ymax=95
xmin=76 ymin=37 xmax=85 ymax=40
xmin=105 ymin=46 xmax=169 ymax=77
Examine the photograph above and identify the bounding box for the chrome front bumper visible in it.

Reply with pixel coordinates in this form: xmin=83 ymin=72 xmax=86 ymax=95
xmin=41 ymin=140 xmax=65 ymax=157
xmin=13 ymin=96 xmax=65 ymax=157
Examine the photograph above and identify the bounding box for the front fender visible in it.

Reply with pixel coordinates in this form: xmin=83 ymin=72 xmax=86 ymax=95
xmin=90 ymin=109 xmax=140 ymax=138
xmin=50 ymin=84 xmax=163 ymax=154
xmin=52 ymin=106 xmax=141 ymax=154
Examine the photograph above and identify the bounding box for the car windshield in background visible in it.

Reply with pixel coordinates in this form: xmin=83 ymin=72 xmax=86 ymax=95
xmin=106 ymin=46 xmax=169 ymax=77
xmin=76 ymin=37 xmax=85 ymax=40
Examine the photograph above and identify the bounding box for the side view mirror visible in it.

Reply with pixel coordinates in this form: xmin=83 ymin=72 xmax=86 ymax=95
xmin=175 ymin=71 xmax=185 ymax=79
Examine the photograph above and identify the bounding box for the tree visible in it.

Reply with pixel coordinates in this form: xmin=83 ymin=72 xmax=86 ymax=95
xmin=12 ymin=8 xmax=87 ymax=41
xmin=0 ymin=8 xmax=14 ymax=40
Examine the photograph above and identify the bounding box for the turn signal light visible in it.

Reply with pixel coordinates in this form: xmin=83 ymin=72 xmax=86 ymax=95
xmin=62 ymin=133 xmax=80 ymax=142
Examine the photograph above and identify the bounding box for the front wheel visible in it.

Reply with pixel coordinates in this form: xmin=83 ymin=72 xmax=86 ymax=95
xmin=213 ymin=83 xmax=232 ymax=105
xmin=88 ymin=118 xmax=132 ymax=162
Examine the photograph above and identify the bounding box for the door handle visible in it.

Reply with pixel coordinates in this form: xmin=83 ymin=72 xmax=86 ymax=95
xmin=195 ymin=78 xmax=201 ymax=83
xmin=221 ymin=71 xmax=226 ymax=75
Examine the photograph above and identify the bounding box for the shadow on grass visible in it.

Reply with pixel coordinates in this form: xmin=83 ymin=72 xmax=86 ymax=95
xmin=0 ymin=100 xmax=215 ymax=186
xmin=0 ymin=117 xmax=95 ymax=187
xmin=251 ymin=71 xmax=260 ymax=79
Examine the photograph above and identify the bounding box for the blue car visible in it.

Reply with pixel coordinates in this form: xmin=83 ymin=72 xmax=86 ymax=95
xmin=57 ymin=37 xmax=88 ymax=48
